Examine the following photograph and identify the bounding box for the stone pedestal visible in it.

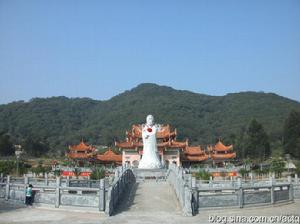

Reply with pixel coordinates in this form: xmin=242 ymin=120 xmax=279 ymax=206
xmin=133 ymin=168 xmax=167 ymax=182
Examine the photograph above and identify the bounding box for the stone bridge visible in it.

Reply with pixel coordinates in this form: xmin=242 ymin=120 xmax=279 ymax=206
xmin=106 ymin=168 xmax=181 ymax=216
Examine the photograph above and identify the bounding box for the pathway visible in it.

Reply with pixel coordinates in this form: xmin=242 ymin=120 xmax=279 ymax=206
xmin=114 ymin=180 xmax=181 ymax=215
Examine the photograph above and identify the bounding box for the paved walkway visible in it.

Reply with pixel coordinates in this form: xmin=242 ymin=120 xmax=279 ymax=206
xmin=114 ymin=181 xmax=181 ymax=215
xmin=1 ymin=180 xmax=300 ymax=224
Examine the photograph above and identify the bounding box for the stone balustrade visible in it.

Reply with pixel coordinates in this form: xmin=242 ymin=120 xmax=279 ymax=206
xmin=167 ymin=165 xmax=300 ymax=216
xmin=1 ymin=168 xmax=299 ymax=217
xmin=167 ymin=164 xmax=194 ymax=216
xmin=105 ymin=166 xmax=136 ymax=216
xmin=0 ymin=176 xmax=106 ymax=211
xmin=0 ymin=166 xmax=135 ymax=215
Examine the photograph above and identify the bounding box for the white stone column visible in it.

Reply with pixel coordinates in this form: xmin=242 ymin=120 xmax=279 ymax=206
xmin=99 ymin=179 xmax=105 ymax=211
xmin=55 ymin=177 xmax=61 ymax=208
xmin=5 ymin=175 xmax=10 ymax=200
xmin=270 ymin=176 xmax=275 ymax=204
xmin=45 ymin=173 xmax=48 ymax=186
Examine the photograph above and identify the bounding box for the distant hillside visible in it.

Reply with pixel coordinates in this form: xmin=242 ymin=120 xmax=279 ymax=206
xmin=0 ymin=83 xmax=300 ymax=156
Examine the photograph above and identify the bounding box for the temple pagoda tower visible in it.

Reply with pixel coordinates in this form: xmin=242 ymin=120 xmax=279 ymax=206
xmin=66 ymin=140 xmax=96 ymax=160
xmin=208 ymin=140 xmax=236 ymax=162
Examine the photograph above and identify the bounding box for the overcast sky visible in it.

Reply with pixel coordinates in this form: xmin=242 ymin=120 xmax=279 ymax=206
xmin=0 ymin=0 xmax=299 ymax=104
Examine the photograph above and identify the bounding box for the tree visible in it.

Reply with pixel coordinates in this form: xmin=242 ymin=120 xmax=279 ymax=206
xmin=0 ymin=84 xmax=299 ymax=156
xmin=31 ymin=161 xmax=51 ymax=176
xmin=0 ymin=160 xmax=30 ymax=175
xmin=270 ymin=157 xmax=285 ymax=178
xmin=23 ymin=137 xmax=50 ymax=157
xmin=0 ymin=133 xmax=14 ymax=156
xmin=295 ymin=162 xmax=300 ymax=175
xmin=283 ymin=110 xmax=300 ymax=159
xmin=0 ymin=160 xmax=15 ymax=175
xmin=235 ymin=127 xmax=247 ymax=159
xmin=243 ymin=119 xmax=271 ymax=161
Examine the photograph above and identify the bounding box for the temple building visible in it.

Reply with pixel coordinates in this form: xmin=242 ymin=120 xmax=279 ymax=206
xmin=115 ymin=124 xmax=215 ymax=167
xmin=95 ymin=148 xmax=122 ymax=165
xmin=208 ymin=140 xmax=236 ymax=162
xmin=66 ymin=140 xmax=96 ymax=160
xmin=66 ymin=141 xmax=122 ymax=166
xmin=181 ymin=146 xmax=209 ymax=166
xmin=66 ymin=132 xmax=236 ymax=168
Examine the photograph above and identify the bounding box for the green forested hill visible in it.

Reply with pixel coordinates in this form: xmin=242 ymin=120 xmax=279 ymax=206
xmin=0 ymin=83 xmax=300 ymax=156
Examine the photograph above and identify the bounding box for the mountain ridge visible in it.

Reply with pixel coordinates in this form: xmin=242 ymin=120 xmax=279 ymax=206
xmin=0 ymin=83 xmax=300 ymax=156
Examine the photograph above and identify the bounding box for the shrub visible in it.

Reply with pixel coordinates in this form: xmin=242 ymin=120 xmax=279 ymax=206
xmin=239 ymin=168 xmax=249 ymax=177
xmin=194 ymin=170 xmax=211 ymax=180
xmin=270 ymin=157 xmax=285 ymax=178
xmin=90 ymin=167 xmax=105 ymax=180
xmin=0 ymin=160 xmax=15 ymax=175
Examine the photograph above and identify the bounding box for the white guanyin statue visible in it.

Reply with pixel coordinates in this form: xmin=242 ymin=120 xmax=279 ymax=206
xmin=138 ymin=115 xmax=162 ymax=169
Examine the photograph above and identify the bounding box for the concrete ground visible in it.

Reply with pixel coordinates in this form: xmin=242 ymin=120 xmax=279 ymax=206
xmin=1 ymin=181 xmax=300 ymax=224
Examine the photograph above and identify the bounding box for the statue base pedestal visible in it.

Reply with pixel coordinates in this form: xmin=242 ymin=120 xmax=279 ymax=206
xmin=133 ymin=168 xmax=167 ymax=182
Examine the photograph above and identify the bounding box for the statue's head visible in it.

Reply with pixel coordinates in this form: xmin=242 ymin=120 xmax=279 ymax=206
xmin=146 ymin=114 xmax=154 ymax=126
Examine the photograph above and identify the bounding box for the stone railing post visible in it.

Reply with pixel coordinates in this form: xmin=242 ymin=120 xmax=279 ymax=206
xmin=24 ymin=175 xmax=29 ymax=197
xmin=115 ymin=168 xmax=119 ymax=179
xmin=295 ymin=174 xmax=299 ymax=184
xmin=237 ymin=178 xmax=243 ymax=208
xmin=105 ymin=187 xmax=112 ymax=215
xmin=183 ymin=186 xmax=193 ymax=216
xmin=66 ymin=176 xmax=70 ymax=187
xmin=24 ymin=175 xmax=29 ymax=185
xmin=55 ymin=176 xmax=61 ymax=208
xmin=249 ymin=172 xmax=254 ymax=186
xmin=99 ymin=178 xmax=105 ymax=211
xmin=122 ymin=168 xmax=125 ymax=186
xmin=270 ymin=176 xmax=275 ymax=204
xmin=191 ymin=177 xmax=196 ymax=188
xmin=185 ymin=174 xmax=192 ymax=188
xmin=209 ymin=176 xmax=213 ymax=188
xmin=45 ymin=173 xmax=48 ymax=186
xmin=272 ymin=173 xmax=275 ymax=183
xmin=5 ymin=175 xmax=10 ymax=200
xmin=230 ymin=176 xmax=234 ymax=187
xmin=288 ymin=176 xmax=294 ymax=201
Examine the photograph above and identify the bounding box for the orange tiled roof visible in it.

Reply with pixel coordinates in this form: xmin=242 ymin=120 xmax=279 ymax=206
xmin=169 ymin=140 xmax=188 ymax=148
xmin=69 ymin=141 xmax=96 ymax=152
xmin=184 ymin=154 xmax=209 ymax=161
xmin=156 ymin=141 xmax=169 ymax=148
xmin=96 ymin=149 xmax=122 ymax=162
xmin=182 ymin=146 xmax=209 ymax=161
xmin=211 ymin=152 xmax=236 ymax=160
xmin=130 ymin=124 xmax=176 ymax=139
xmin=66 ymin=152 xmax=91 ymax=159
xmin=184 ymin=146 xmax=206 ymax=156
xmin=116 ymin=139 xmax=187 ymax=150
xmin=214 ymin=141 xmax=233 ymax=152
xmin=115 ymin=141 xmax=143 ymax=149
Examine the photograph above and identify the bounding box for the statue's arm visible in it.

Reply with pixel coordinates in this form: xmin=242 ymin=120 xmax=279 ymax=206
xmin=142 ymin=124 xmax=149 ymax=139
